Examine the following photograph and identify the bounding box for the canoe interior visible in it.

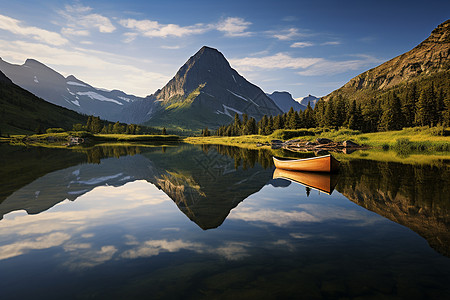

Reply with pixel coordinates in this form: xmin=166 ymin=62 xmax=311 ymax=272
xmin=273 ymin=155 xmax=340 ymax=173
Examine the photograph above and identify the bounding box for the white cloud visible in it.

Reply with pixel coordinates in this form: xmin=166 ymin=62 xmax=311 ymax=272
xmin=214 ymin=242 xmax=250 ymax=260
xmin=228 ymin=207 xmax=318 ymax=226
xmin=119 ymin=18 xmax=210 ymax=38
xmin=59 ymin=4 xmax=116 ymax=37
xmin=230 ymin=53 xmax=322 ymax=70
xmin=322 ymin=41 xmax=341 ymax=46
xmin=216 ymin=17 xmax=252 ymax=37
xmin=290 ymin=42 xmax=314 ymax=48
xmin=0 ymin=232 xmax=70 ymax=260
xmin=121 ymin=239 xmax=204 ymax=259
xmin=120 ymin=16 xmax=252 ymax=39
xmin=297 ymin=55 xmax=382 ymax=76
xmin=230 ymin=52 xmax=381 ymax=77
xmin=0 ymin=14 xmax=68 ymax=46
xmin=61 ymin=27 xmax=90 ymax=37
xmin=271 ymin=28 xmax=308 ymax=40
xmin=0 ymin=39 xmax=170 ymax=96
xmin=64 ymin=245 xmax=117 ymax=269
xmin=161 ymin=45 xmax=181 ymax=50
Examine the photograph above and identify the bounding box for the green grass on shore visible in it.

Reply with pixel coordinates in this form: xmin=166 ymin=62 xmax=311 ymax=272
xmin=185 ymin=127 xmax=450 ymax=152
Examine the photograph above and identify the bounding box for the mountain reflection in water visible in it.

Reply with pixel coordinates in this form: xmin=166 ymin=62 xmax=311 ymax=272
xmin=1 ymin=143 xmax=448 ymax=256
xmin=0 ymin=144 xmax=275 ymax=229
xmin=0 ymin=143 xmax=449 ymax=299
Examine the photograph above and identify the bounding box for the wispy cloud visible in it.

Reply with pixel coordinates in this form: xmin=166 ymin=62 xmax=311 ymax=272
xmin=0 ymin=232 xmax=70 ymax=260
xmin=0 ymin=14 xmax=68 ymax=46
xmin=119 ymin=18 xmax=211 ymax=38
xmin=216 ymin=17 xmax=252 ymax=37
xmin=230 ymin=52 xmax=382 ymax=76
xmin=161 ymin=45 xmax=182 ymax=50
xmin=322 ymin=41 xmax=341 ymax=46
xmin=230 ymin=53 xmax=322 ymax=70
xmin=119 ymin=16 xmax=252 ymax=39
xmin=290 ymin=42 xmax=314 ymax=48
xmin=297 ymin=55 xmax=382 ymax=76
xmin=0 ymin=40 xmax=169 ymax=96
xmin=270 ymin=28 xmax=309 ymax=40
xmin=59 ymin=4 xmax=116 ymax=37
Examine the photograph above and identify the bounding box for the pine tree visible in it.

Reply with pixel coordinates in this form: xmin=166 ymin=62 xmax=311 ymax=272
xmin=378 ymin=92 xmax=403 ymax=131
xmin=304 ymin=102 xmax=315 ymax=128
xmin=415 ymin=86 xmax=434 ymax=126
xmin=402 ymin=83 xmax=417 ymax=127
xmin=266 ymin=116 xmax=274 ymax=135
xmin=162 ymin=127 xmax=167 ymax=135
xmin=324 ymin=100 xmax=336 ymax=128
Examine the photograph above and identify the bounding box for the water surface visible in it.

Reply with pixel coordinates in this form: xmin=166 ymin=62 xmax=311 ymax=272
xmin=0 ymin=143 xmax=449 ymax=299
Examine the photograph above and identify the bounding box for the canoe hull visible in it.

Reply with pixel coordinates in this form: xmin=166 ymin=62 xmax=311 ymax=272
xmin=273 ymin=168 xmax=339 ymax=195
xmin=273 ymin=155 xmax=340 ymax=173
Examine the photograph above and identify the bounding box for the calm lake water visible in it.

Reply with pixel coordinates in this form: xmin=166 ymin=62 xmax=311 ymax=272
xmin=0 ymin=143 xmax=449 ymax=299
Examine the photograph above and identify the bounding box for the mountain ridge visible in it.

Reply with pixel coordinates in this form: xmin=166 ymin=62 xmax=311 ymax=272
xmin=323 ymin=19 xmax=450 ymax=102
xmin=266 ymin=91 xmax=307 ymax=112
xmin=0 ymin=58 xmax=144 ymax=122
xmin=123 ymin=46 xmax=283 ymax=131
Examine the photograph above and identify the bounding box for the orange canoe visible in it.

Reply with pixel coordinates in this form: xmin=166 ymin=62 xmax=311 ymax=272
xmin=273 ymin=154 xmax=340 ymax=173
xmin=273 ymin=168 xmax=339 ymax=195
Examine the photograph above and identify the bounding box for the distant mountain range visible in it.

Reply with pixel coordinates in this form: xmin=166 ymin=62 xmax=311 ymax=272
xmin=0 ymin=70 xmax=87 ymax=134
xmin=266 ymin=91 xmax=307 ymax=112
xmin=296 ymin=94 xmax=320 ymax=108
xmin=2 ymin=20 xmax=447 ymax=134
xmin=0 ymin=58 xmax=144 ymax=122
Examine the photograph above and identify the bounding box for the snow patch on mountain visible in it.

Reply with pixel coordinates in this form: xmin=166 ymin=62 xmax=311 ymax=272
xmin=221 ymin=104 xmax=243 ymax=117
xmin=67 ymin=81 xmax=88 ymax=87
xmin=33 ymin=76 xmax=39 ymax=83
xmin=227 ymin=89 xmax=260 ymax=107
xmin=71 ymin=99 xmax=80 ymax=107
xmin=76 ymin=91 xmax=123 ymax=105
xmin=118 ymin=96 xmax=131 ymax=102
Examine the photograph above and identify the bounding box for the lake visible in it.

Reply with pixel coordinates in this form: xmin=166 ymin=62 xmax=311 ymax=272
xmin=0 ymin=143 xmax=449 ymax=299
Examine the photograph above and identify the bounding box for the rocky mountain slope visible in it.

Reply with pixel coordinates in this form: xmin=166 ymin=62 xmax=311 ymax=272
xmin=0 ymin=58 xmax=143 ymax=122
xmin=266 ymin=91 xmax=306 ymax=112
xmin=122 ymin=46 xmax=283 ymax=131
xmin=323 ymin=19 xmax=449 ymax=101
xmin=0 ymin=70 xmax=88 ymax=134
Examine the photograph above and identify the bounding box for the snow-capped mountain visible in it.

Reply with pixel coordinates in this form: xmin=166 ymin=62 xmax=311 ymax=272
xmin=296 ymin=94 xmax=320 ymax=108
xmin=121 ymin=46 xmax=283 ymax=130
xmin=266 ymin=91 xmax=307 ymax=112
xmin=0 ymin=58 xmax=144 ymax=122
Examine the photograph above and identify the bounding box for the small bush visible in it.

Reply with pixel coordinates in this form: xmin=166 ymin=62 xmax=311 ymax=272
xmin=46 ymin=128 xmax=66 ymax=133
xmin=382 ymin=143 xmax=389 ymax=150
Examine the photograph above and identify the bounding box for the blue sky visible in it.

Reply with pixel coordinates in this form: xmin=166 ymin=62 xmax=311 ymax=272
xmin=0 ymin=0 xmax=448 ymax=98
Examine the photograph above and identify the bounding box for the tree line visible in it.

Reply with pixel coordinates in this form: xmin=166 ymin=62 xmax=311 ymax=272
xmin=72 ymin=116 xmax=165 ymax=135
xmin=214 ymin=81 xmax=449 ymax=136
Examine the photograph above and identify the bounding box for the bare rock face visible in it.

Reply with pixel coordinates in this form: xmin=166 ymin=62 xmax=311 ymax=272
xmin=139 ymin=46 xmax=283 ymax=130
xmin=323 ymin=20 xmax=450 ymax=101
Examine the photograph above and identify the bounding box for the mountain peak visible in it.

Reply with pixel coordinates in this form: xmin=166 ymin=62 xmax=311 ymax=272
xmin=24 ymin=58 xmax=46 ymax=68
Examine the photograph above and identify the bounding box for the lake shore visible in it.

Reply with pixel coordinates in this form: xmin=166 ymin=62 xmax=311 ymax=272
xmin=185 ymin=127 xmax=450 ymax=152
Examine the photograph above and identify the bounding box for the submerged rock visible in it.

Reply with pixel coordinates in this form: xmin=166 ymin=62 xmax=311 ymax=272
xmin=316 ymin=138 xmax=333 ymax=144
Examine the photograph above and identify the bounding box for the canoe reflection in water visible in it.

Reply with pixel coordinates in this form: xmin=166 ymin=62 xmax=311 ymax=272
xmin=273 ymin=168 xmax=340 ymax=195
